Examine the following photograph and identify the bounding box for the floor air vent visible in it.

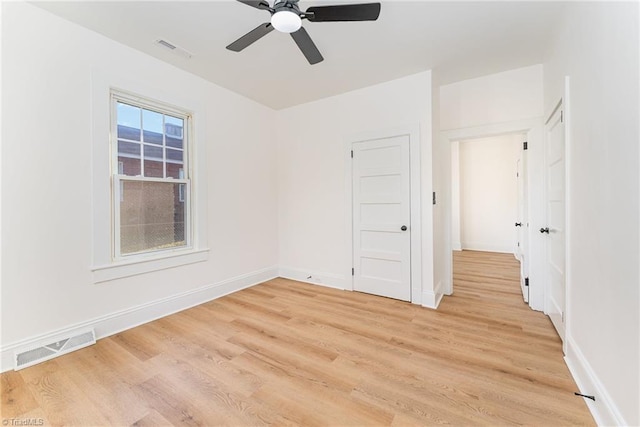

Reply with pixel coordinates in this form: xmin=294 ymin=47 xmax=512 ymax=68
xmin=15 ymin=329 xmax=96 ymax=370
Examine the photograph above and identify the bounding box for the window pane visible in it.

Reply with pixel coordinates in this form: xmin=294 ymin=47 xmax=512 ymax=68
xmin=118 ymin=156 xmax=141 ymax=176
xmin=144 ymin=160 xmax=163 ymax=178
xmin=166 ymin=148 xmax=183 ymax=162
xmin=117 ymin=103 xmax=141 ymax=141
xmin=118 ymin=140 xmax=140 ymax=157
xmin=165 ymin=116 xmax=184 ymax=149
xmin=142 ymin=109 xmax=164 ymax=145
xmin=144 ymin=144 xmax=163 ymax=160
xmin=120 ymin=180 xmax=187 ymax=255
xmin=166 ymin=163 xmax=184 ymax=179
xmin=166 ymin=136 xmax=183 ymax=149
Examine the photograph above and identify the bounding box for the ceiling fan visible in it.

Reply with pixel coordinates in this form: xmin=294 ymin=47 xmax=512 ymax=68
xmin=226 ymin=0 xmax=381 ymax=65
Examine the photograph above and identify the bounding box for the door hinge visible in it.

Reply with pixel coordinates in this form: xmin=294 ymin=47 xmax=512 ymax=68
xmin=561 ymin=110 xmax=564 ymax=123
xmin=351 ymin=150 xmax=353 ymax=158
xmin=525 ymin=277 xmax=529 ymax=287
xmin=352 ymin=267 xmax=354 ymax=276
xmin=523 ymin=141 xmax=528 ymax=150
xmin=432 ymin=192 xmax=436 ymax=205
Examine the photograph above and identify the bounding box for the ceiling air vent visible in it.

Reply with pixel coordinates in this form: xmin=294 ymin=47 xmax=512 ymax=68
xmin=155 ymin=39 xmax=193 ymax=59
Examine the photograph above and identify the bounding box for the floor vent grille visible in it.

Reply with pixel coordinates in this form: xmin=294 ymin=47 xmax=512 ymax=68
xmin=15 ymin=329 xmax=96 ymax=370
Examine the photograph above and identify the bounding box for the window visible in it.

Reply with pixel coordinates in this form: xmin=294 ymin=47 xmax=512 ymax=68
xmin=111 ymin=92 xmax=191 ymax=259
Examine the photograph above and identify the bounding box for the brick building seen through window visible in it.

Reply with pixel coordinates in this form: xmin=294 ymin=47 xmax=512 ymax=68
xmin=114 ymin=99 xmax=189 ymax=257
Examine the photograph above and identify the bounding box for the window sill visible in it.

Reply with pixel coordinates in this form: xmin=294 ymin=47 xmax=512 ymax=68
xmin=91 ymin=248 xmax=209 ymax=284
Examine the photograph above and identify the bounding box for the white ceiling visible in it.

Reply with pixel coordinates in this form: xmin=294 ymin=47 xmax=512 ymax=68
xmin=33 ymin=1 xmax=564 ymax=110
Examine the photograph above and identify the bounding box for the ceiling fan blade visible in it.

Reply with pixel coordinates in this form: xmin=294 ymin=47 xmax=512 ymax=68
xmin=237 ymin=0 xmax=272 ymax=11
xmin=290 ymin=27 xmax=323 ymax=65
xmin=305 ymin=3 xmax=381 ymax=22
xmin=226 ymin=23 xmax=274 ymax=52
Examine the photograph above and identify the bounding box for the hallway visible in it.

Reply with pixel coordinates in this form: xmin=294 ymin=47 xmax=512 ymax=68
xmin=440 ymin=249 xmax=594 ymax=424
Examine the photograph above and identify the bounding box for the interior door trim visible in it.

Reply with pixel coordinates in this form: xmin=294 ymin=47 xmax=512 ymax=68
xmin=441 ymin=118 xmax=545 ymax=312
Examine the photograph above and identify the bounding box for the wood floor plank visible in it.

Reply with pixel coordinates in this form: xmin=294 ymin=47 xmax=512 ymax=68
xmin=18 ymin=360 xmax=111 ymax=426
xmin=131 ymin=408 xmax=173 ymax=426
xmin=1 ymin=250 xmax=595 ymax=425
xmin=0 ymin=370 xmax=39 ymax=418
xmin=53 ymin=348 xmax=149 ymax=426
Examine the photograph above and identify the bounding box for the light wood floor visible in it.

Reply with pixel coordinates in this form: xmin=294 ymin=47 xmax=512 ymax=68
xmin=1 ymin=250 xmax=594 ymax=426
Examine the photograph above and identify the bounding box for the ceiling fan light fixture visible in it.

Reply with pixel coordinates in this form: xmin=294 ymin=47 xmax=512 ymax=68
xmin=271 ymin=10 xmax=302 ymax=33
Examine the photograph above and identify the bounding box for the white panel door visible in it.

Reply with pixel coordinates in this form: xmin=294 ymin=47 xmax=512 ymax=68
xmin=516 ymin=156 xmax=528 ymax=302
xmin=516 ymin=157 xmax=524 ymax=259
xmin=352 ymin=136 xmax=411 ymax=301
xmin=544 ymin=107 xmax=566 ymax=341
xmin=516 ymin=143 xmax=530 ymax=303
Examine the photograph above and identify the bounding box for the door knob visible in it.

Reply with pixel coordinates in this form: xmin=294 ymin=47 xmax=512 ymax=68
xmin=401 ymin=225 xmax=407 ymax=231
xmin=515 ymin=222 xmax=522 ymax=227
xmin=539 ymin=227 xmax=550 ymax=234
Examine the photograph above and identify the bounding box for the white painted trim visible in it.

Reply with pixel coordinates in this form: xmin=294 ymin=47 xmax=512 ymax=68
xmin=344 ymin=124 xmax=423 ymax=304
xmin=519 ymin=273 xmax=529 ymax=303
xmin=450 ymin=140 xmax=461 ymax=255
xmin=441 ymin=118 xmax=539 ymax=141
xmin=422 ymin=281 xmax=444 ymax=309
xmin=565 ymin=335 xmax=627 ymax=426
xmin=0 ymin=266 xmax=278 ymax=373
xmin=92 ymin=248 xmax=209 ymax=283
xmin=278 ymin=266 xmax=348 ymax=291
xmin=460 ymin=242 xmax=515 ymax=254
xmin=441 ymin=118 xmax=545 ymax=312
xmin=563 ymin=77 xmax=572 ymax=357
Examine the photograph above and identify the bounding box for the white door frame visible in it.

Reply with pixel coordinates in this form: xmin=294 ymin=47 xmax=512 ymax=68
xmin=544 ymin=77 xmax=571 ymax=353
xmin=543 ymin=99 xmax=566 ymax=342
xmin=515 ymin=151 xmax=529 ymax=302
xmin=344 ymin=125 xmax=423 ymax=304
xmin=441 ymin=118 xmax=546 ymax=312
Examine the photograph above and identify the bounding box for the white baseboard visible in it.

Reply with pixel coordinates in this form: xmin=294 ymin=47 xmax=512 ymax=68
xmin=0 ymin=266 xmax=278 ymax=373
xmin=565 ymin=335 xmax=627 ymax=426
xmin=278 ymin=266 xmax=347 ymax=290
xmin=422 ymin=281 xmax=444 ymax=309
xmin=520 ymin=273 xmax=529 ymax=304
xmin=461 ymin=242 xmax=514 ymax=253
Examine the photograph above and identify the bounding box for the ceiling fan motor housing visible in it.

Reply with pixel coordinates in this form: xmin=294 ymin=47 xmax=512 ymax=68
xmin=273 ymin=0 xmax=301 ymax=15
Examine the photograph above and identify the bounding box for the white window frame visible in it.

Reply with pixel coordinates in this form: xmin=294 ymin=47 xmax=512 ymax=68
xmin=110 ymin=91 xmax=193 ymax=260
xmin=90 ymin=69 xmax=209 ymax=284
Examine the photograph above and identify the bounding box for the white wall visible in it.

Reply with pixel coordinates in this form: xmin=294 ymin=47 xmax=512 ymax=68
xmin=440 ymin=65 xmax=543 ymax=131
xmin=458 ymin=134 xmax=521 ymax=253
xmin=431 ymin=69 xmax=448 ymax=302
xmin=544 ymin=3 xmax=639 ymax=425
xmin=276 ymin=71 xmax=434 ymax=303
xmin=1 ymin=2 xmax=278 ymax=366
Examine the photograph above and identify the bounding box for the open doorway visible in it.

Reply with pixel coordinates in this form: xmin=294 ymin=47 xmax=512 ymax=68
xmin=451 ymin=132 xmax=529 ymax=303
